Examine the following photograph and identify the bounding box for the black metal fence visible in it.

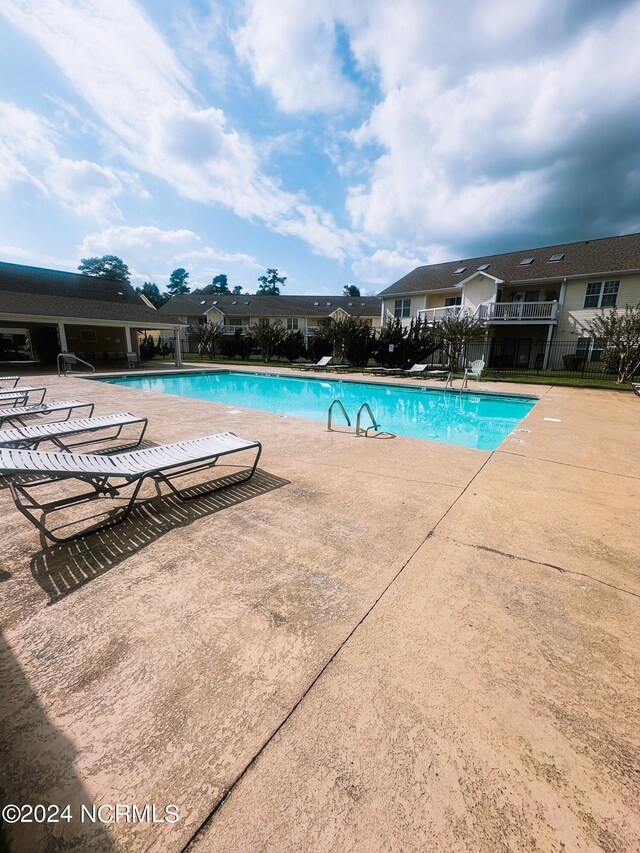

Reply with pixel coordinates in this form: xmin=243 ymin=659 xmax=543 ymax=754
xmin=416 ymin=339 xmax=632 ymax=380
xmin=146 ymin=333 xmax=637 ymax=381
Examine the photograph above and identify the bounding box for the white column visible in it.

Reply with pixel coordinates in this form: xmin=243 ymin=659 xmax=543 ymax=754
xmin=123 ymin=326 xmax=133 ymax=352
xmin=57 ymin=322 xmax=68 ymax=352
xmin=542 ymin=322 xmax=555 ymax=370
xmin=174 ymin=327 xmax=183 ymax=367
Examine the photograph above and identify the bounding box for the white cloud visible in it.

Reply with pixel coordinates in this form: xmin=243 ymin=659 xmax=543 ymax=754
xmin=0 ymin=102 xmax=147 ymax=221
xmin=78 ymin=225 xmax=261 ymax=286
xmin=352 ymin=248 xmax=429 ymax=285
xmin=342 ymin=0 xmax=640 ymax=251
xmin=233 ymin=0 xmax=358 ymax=113
xmin=0 ymin=103 xmax=53 ymax=195
xmin=2 ymin=0 xmax=362 ymax=261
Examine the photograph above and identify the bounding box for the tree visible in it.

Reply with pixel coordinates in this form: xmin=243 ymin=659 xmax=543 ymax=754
xmin=168 ymin=268 xmax=190 ymax=295
xmin=343 ymin=284 xmax=361 ymax=297
xmin=257 ymin=268 xmax=286 ymax=295
xmin=78 ymin=255 xmax=130 ymax=282
xmin=312 ymin=315 xmax=376 ymax=365
xmin=277 ymin=329 xmax=307 ymax=362
xmin=435 ymin=315 xmax=486 ymax=374
xmin=250 ymin=320 xmax=285 ymax=362
xmin=210 ymin=274 xmax=230 ymax=294
xmin=375 ymin=317 xmax=407 ymax=367
xmin=135 ymin=281 xmax=168 ymax=309
xmin=586 ymin=303 xmax=640 ymax=383
xmin=232 ymin=285 xmax=243 ymax=294
xmin=186 ymin=322 xmax=225 ymax=359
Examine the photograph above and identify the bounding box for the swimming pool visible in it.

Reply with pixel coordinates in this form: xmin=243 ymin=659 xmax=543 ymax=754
xmin=100 ymin=371 xmax=537 ymax=451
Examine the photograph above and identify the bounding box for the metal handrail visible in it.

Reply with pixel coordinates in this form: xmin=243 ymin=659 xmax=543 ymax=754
xmin=355 ymin=402 xmax=379 ymax=436
xmin=327 ymin=399 xmax=351 ymax=431
xmin=57 ymin=352 xmax=95 ymax=377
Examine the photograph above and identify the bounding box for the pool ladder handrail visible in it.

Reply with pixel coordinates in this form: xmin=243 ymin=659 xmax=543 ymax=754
xmin=355 ymin=402 xmax=379 ymax=437
xmin=326 ymin=398 xmax=351 ymax=431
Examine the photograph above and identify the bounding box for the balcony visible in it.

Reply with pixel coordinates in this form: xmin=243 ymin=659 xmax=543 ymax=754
xmin=417 ymin=305 xmax=463 ymax=323
xmin=221 ymin=324 xmax=250 ymax=334
xmin=477 ymin=301 xmax=558 ymax=323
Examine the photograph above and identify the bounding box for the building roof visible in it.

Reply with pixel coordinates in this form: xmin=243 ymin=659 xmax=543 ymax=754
xmin=379 ymin=232 xmax=640 ymax=297
xmin=0 ymin=261 xmax=181 ymax=325
xmin=157 ymin=293 xmax=382 ymax=319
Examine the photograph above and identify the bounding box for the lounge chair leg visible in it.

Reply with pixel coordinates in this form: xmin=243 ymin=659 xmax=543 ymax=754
xmin=10 ymin=477 xmax=145 ymax=544
xmin=155 ymin=444 xmax=262 ymax=501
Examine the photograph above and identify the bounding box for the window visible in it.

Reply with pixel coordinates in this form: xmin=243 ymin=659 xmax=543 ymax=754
xmin=80 ymin=329 xmax=97 ymax=343
xmin=519 ymin=257 xmax=534 ymax=265
xmin=477 ymin=264 xmax=490 ymax=271
xmin=576 ymin=337 xmax=604 ymax=363
xmin=453 ymin=266 xmax=466 ymax=274
xmin=444 ymin=296 xmax=462 ymax=306
xmin=549 ymin=253 xmax=564 ymax=262
xmin=229 ymin=318 xmax=242 ymax=328
xmin=287 ymin=318 xmax=299 ymax=330
xmin=394 ymin=298 xmax=411 ymax=318
xmin=259 ymin=318 xmax=269 ymax=328
xmin=584 ymin=280 xmax=619 ymax=309
xmin=198 ymin=317 xmax=206 ymax=325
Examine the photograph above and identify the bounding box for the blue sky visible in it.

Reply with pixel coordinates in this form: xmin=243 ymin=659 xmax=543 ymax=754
xmin=1 ymin=0 xmax=639 ymax=296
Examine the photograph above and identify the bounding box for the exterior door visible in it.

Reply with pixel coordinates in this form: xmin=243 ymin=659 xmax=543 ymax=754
xmin=515 ymin=338 xmax=532 ymax=367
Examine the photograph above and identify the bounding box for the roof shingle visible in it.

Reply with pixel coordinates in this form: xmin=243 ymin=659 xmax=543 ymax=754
xmin=0 ymin=261 xmax=180 ymax=325
xmin=157 ymin=293 xmax=381 ymax=319
xmin=379 ymin=232 xmax=640 ymax=297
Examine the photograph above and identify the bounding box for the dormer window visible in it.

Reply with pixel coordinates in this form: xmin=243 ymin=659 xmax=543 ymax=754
xmin=347 ymin=302 xmax=353 ymax=307
xmin=244 ymin=300 xmax=250 ymax=304
xmin=519 ymin=258 xmax=534 ymax=265
xmin=231 ymin=300 xmax=238 ymax=305
xmin=313 ymin=301 xmax=319 ymax=306
xmin=200 ymin=300 xmax=206 ymax=305
xmin=212 ymin=300 xmax=218 ymax=305
xmin=477 ymin=264 xmax=490 ymax=271
xmin=453 ymin=267 xmax=466 ymax=274
xmin=549 ymin=253 xmax=564 ymax=262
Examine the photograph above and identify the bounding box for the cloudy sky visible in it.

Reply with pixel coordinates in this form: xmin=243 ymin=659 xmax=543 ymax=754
xmin=1 ymin=0 xmax=639 ymax=295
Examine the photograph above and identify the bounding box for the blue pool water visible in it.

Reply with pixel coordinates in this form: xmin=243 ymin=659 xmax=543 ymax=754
xmin=100 ymin=371 xmax=537 ymax=450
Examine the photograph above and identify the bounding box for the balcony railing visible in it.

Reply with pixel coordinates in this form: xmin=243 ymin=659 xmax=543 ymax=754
xmin=221 ymin=324 xmax=250 ymax=334
xmin=417 ymin=305 xmax=463 ymax=323
xmin=476 ymin=301 xmax=558 ymax=322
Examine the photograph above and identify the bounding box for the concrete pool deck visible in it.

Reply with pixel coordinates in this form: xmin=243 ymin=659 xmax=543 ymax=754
xmin=0 ymin=368 xmax=638 ymax=852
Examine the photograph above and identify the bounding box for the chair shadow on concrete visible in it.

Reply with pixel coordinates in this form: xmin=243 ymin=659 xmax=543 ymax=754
xmin=29 ymin=468 xmax=290 ymax=604
xmin=0 ymin=632 xmax=116 ymax=853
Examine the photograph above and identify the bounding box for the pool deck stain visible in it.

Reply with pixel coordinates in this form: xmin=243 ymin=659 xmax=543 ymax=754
xmin=0 ymin=366 xmax=638 ymax=852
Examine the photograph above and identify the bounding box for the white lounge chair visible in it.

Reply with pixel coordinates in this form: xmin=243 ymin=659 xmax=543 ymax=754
xmin=0 ymin=376 xmax=20 ymax=388
xmin=462 ymin=359 xmax=485 ymax=387
xmin=0 ymin=400 xmax=95 ymax=429
xmin=402 ymin=364 xmax=429 ymax=377
xmin=633 ymin=383 xmax=640 ymax=398
xmin=2 ymin=431 xmax=262 ymax=543
xmin=126 ymin=351 xmax=140 ymax=368
xmin=0 ymin=385 xmax=47 ymax=405
xmin=299 ymin=356 xmax=332 ymax=371
xmin=0 ymin=412 xmax=147 ymax=451
xmin=362 ymin=366 xmax=404 ymax=376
